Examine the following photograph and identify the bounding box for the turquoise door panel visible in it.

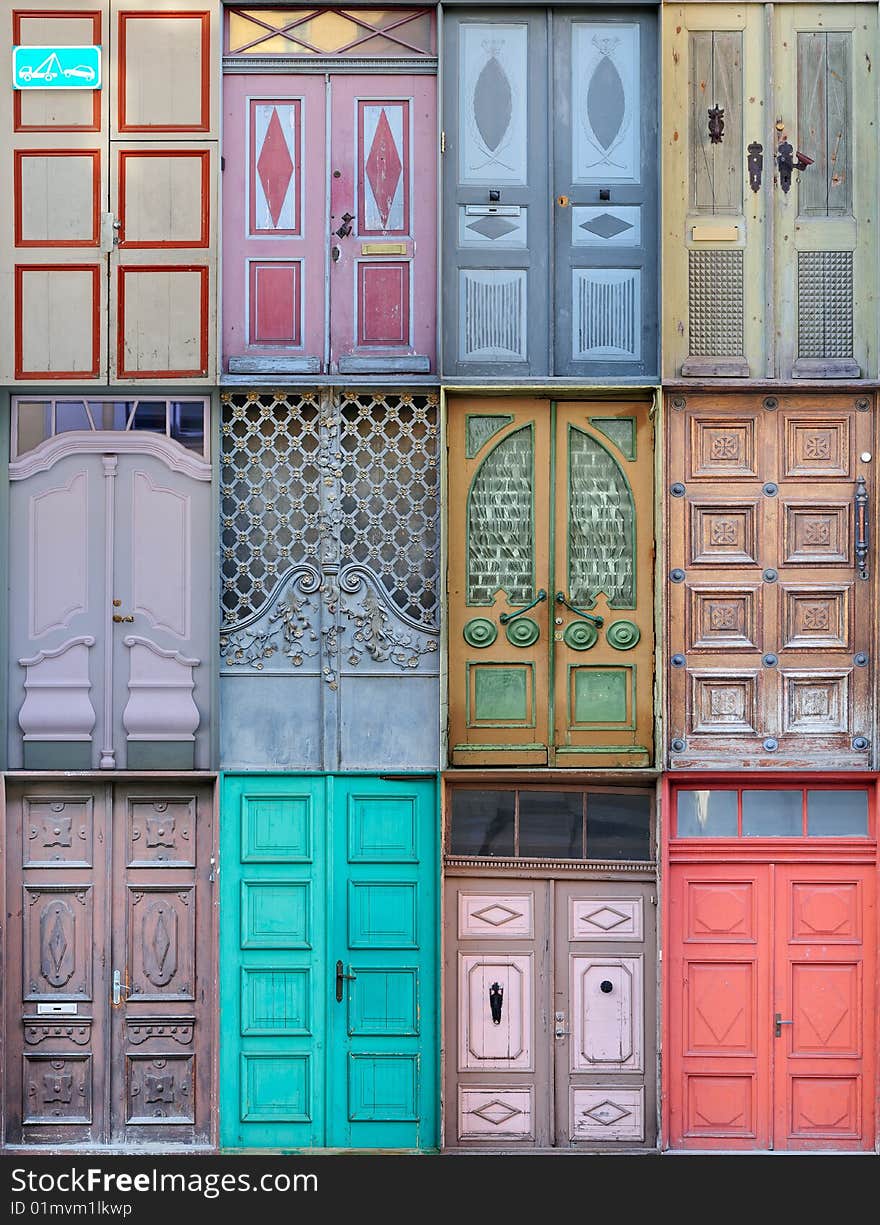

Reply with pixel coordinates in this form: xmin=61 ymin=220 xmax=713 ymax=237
xmin=327 ymin=777 xmax=437 ymax=1148
xmin=221 ymin=774 xmax=438 ymax=1150
xmin=221 ymin=776 xmax=326 ymax=1148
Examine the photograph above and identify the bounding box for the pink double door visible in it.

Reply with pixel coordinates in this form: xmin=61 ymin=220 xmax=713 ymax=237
xmin=223 ymin=74 xmax=436 ymax=376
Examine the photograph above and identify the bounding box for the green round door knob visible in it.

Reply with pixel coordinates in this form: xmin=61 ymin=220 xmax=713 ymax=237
xmin=563 ymin=621 xmax=598 ymax=650
xmin=606 ymin=620 xmax=641 ymax=650
xmin=505 ymin=617 xmax=540 ymax=647
xmin=462 ymin=617 xmax=498 ymax=648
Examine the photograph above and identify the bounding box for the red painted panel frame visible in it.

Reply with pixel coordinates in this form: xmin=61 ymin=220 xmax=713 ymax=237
xmin=14 ymin=149 xmax=101 ymax=247
xmin=117 ymin=11 xmax=211 ymax=133
xmin=248 ymin=98 xmax=302 ymax=237
xmin=14 ymin=262 xmax=101 ymax=378
xmin=357 ymin=98 xmax=410 ymax=237
xmin=661 ymin=773 xmax=880 ymax=1152
xmin=248 ymin=261 xmax=301 ymax=345
xmin=357 ymin=260 xmax=409 ymax=345
xmin=117 ymin=149 xmax=210 ymax=248
xmin=116 ymin=264 xmax=209 ymax=378
xmin=13 ymin=10 xmax=102 ymax=132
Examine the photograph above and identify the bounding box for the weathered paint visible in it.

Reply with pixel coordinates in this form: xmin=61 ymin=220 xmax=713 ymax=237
xmin=663 ymin=3 xmax=877 ymax=381
xmin=2 ymin=778 xmax=216 ymax=1146
xmin=665 ymin=392 xmax=875 ymax=771
xmin=220 ymin=774 xmax=438 ymax=1150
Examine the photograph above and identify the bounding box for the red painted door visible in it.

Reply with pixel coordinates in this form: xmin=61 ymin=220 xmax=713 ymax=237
xmin=222 ymin=73 xmax=435 ymax=375
xmin=668 ymin=861 xmax=876 ymax=1150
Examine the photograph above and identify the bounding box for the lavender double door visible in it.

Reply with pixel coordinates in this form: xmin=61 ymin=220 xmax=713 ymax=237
xmin=2 ymin=780 xmax=215 ymax=1147
xmin=223 ymin=73 xmax=436 ymax=376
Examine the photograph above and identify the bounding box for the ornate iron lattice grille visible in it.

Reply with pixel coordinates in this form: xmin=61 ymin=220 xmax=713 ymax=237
xmin=220 ymin=389 xmax=439 ymax=634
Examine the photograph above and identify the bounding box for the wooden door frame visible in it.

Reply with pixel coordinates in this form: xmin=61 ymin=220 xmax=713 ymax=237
xmin=661 ymin=771 xmax=880 ymax=1152
xmin=441 ymin=772 xmax=661 ymax=1151
xmin=0 ymin=770 xmax=219 ymax=1152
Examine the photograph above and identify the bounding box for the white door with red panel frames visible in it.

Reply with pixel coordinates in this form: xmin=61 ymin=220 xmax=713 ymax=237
xmin=223 ymin=73 xmax=436 ymax=376
xmin=0 ymin=1 xmax=218 ymax=384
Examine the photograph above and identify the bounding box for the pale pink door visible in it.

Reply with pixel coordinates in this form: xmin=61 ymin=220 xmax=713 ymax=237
xmin=223 ymin=73 xmax=436 ymax=375
xmin=329 ymin=75 xmax=435 ymax=373
xmin=223 ymin=75 xmax=326 ymax=374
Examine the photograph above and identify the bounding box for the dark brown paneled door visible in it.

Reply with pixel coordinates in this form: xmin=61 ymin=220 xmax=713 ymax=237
xmin=4 ymin=780 xmax=214 ymax=1146
xmin=667 ymin=392 xmax=875 ymax=769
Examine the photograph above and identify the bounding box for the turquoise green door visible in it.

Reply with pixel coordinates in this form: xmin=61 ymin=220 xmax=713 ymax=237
xmin=220 ymin=774 xmax=438 ymax=1149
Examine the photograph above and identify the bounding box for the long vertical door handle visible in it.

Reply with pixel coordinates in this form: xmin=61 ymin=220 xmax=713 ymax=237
xmin=335 ymin=959 xmax=356 ymax=1003
xmin=855 ymin=475 xmax=869 ymax=579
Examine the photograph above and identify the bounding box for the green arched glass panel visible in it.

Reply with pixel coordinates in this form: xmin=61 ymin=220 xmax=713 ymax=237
xmin=467 ymin=426 xmax=533 ymax=605
xmin=568 ymin=427 xmax=634 ymax=607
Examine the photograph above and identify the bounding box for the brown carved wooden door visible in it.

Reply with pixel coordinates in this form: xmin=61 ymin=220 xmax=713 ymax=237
xmin=448 ymin=396 xmax=655 ymax=768
xmin=3 ymin=780 xmax=215 ymax=1146
xmin=666 ymin=392 xmax=875 ymax=769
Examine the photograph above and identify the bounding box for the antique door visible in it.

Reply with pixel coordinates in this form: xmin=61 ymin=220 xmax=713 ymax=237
xmin=442 ymin=7 xmax=658 ymax=379
xmin=220 ymin=774 xmax=438 ymax=1149
xmin=8 ymin=399 xmax=213 ymax=770
xmin=222 ymin=73 xmax=436 ymax=376
xmin=664 ymin=3 xmax=877 ymax=380
xmin=667 ymin=786 xmax=876 ymax=1151
xmin=444 ymin=786 xmax=656 ymax=1151
xmin=2 ymin=1 xmax=218 ymax=383
xmin=666 ymin=392 xmax=875 ymax=770
xmin=448 ymin=397 xmax=654 ymax=768
xmin=3 ymin=780 xmax=215 ymax=1146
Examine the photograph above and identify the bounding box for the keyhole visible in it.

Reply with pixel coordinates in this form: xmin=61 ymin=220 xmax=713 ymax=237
xmin=333 ymin=169 xmax=341 ymax=178
xmin=600 ymin=980 xmax=614 ymax=994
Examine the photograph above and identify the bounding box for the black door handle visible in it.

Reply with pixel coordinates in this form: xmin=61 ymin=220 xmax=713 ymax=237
xmin=335 ymin=959 xmax=356 ymax=1002
xmin=334 ymin=212 xmax=354 ymax=238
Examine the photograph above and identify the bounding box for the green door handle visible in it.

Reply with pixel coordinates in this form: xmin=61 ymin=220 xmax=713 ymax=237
xmin=499 ymin=589 xmax=547 ymax=624
xmin=555 ymin=592 xmax=604 ymax=627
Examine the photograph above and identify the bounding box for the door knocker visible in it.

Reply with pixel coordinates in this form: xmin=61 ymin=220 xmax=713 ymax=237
xmin=489 ymin=982 xmax=504 ymax=1024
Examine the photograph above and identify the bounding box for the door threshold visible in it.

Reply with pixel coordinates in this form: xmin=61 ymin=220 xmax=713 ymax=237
xmin=2 ymin=1145 xmax=217 ymax=1155
xmin=662 ymin=1149 xmax=878 ymax=1156
xmin=442 ymin=1148 xmax=659 ymax=1157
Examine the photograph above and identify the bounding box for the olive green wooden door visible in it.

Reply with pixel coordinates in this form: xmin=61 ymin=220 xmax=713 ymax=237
xmin=664 ymin=3 xmax=878 ymax=381
xmin=448 ymin=398 xmax=654 ymax=768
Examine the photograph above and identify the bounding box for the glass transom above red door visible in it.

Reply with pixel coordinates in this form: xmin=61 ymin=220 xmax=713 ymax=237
xmin=222 ymin=72 xmax=436 ymax=377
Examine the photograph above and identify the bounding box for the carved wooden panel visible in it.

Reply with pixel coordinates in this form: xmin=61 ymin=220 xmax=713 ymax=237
xmin=458 ymin=954 xmax=533 ymax=1072
xmin=127 ymin=887 xmax=195 ymax=1001
xmin=570 ymin=1087 xmax=644 ymax=1141
xmin=667 ymin=394 xmax=874 ymax=769
xmin=568 ymin=897 xmax=643 ymax=943
xmin=23 ymin=1055 xmax=92 ymax=1125
xmin=24 ymin=886 xmax=93 ymax=1001
xmin=790 ymin=882 xmax=860 ymax=943
xmin=687 ymin=962 xmax=756 ymax=1054
xmin=126 ymin=1055 xmax=194 ymax=1124
xmin=127 ymin=796 xmax=196 ymax=867
xmin=458 ymin=1087 xmax=534 ymax=1141
xmin=23 ymin=796 xmax=93 ymax=868
xmin=570 ymin=955 xmax=643 ymax=1073
xmin=685 ymin=881 xmax=756 ymax=943
xmin=458 ymin=894 xmax=534 ymax=940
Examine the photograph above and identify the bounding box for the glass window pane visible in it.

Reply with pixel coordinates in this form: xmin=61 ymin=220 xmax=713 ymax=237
xmin=89 ymin=400 xmax=132 ymax=431
xmin=55 ymin=401 xmax=91 ymax=433
xmin=586 ymin=793 xmax=651 ymax=860
xmin=742 ymin=789 xmax=802 ymax=837
xmin=807 ymin=790 xmax=868 ymax=836
xmin=519 ymin=791 xmax=583 ymax=859
xmin=170 ymin=401 xmax=206 ymax=452
xmin=15 ymin=401 xmax=51 ymax=454
xmin=131 ymin=401 xmax=167 ymax=434
xmin=676 ymin=790 xmax=738 ymax=837
xmin=450 ymin=790 xmax=514 ymax=857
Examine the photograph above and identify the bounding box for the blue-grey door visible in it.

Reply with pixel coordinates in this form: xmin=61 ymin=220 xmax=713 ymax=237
xmin=553 ymin=9 xmax=658 ymax=377
xmin=442 ymin=7 xmax=658 ymax=380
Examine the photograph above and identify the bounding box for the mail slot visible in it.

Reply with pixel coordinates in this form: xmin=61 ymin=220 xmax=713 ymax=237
xmin=361 ymin=243 xmax=407 ymax=255
xmin=465 ymin=205 xmax=521 ymax=217
xmin=37 ymin=1002 xmax=77 ymax=1016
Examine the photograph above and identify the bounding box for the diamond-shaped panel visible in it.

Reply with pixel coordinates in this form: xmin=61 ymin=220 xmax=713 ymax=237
xmin=580 ymin=212 xmax=634 ymax=240
xmin=583 ymin=1099 xmax=630 ymax=1126
xmin=365 ymin=109 xmax=402 ymax=229
xmin=580 ymin=906 xmax=628 ymax=932
xmin=472 ymin=903 xmax=524 ymax=928
xmin=467 ymin=215 xmax=518 ymax=241
xmin=256 ymin=107 xmax=294 ymax=229
xmin=471 ymin=1099 xmax=522 ymax=1126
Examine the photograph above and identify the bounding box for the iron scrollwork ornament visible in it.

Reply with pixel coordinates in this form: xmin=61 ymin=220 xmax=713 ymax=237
xmin=489 ymin=982 xmax=504 ymax=1025
xmin=707 ymin=105 xmax=725 ymax=144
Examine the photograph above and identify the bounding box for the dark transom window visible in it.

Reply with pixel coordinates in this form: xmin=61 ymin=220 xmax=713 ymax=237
xmin=449 ymin=788 xmax=652 ymax=861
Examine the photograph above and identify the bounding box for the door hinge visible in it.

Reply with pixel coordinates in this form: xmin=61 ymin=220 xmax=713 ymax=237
xmin=221 ymin=155 xmax=225 ymax=172
xmin=440 ymin=130 xmax=446 ymax=154
xmin=209 ymin=855 xmax=217 ymax=883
